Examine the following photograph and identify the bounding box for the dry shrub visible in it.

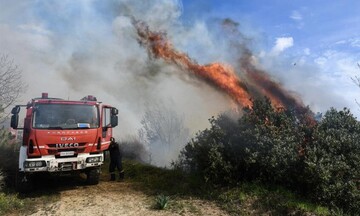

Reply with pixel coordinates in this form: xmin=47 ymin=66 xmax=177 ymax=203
xmin=119 ymin=136 xmax=149 ymax=163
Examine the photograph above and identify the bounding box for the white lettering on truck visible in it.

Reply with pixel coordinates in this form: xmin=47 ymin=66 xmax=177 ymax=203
xmin=55 ymin=143 xmax=79 ymax=148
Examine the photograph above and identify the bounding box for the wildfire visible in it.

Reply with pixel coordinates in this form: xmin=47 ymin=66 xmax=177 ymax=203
xmin=134 ymin=21 xmax=253 ymax=108
xmin=239 ymin=51 xmax=308 ymax=114
xmin=133 ymin=20 xmax=311 ymax=119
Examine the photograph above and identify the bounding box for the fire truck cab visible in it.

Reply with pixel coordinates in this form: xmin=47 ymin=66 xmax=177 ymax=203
xmin=10 ymin=93 xmax=118 ymax=191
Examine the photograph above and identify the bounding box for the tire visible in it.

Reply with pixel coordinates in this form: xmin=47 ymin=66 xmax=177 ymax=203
xmin=15 ymin=172 xmax=33 ymax=193
xmin=86 ymin=168 xmax=100 ymax=185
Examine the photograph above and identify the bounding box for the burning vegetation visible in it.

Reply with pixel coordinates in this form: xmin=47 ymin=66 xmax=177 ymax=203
xmin=133 ymin=20 xmax=310 ymax=119
xmin=131 ymin=19 xmax=360 ymax=214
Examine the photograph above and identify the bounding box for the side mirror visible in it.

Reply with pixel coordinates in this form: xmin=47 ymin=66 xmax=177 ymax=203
xmin=111 ymin=108 xmax=118 ymax=115
xmin=10 ymin=114 xmax=19 ymax=129
xmin=11 ymin=106 xmax=20 ymax=114
xmin=110 ymin=115 xmax=118 ymax=127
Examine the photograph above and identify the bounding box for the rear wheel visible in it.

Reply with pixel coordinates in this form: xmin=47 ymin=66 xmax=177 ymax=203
xmin=86 ymin=168 xmax=100 ymax=185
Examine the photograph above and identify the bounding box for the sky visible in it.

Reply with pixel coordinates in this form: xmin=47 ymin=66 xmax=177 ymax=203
xmin=182 ymin=0 xmax=360 ymax=110
xmin=1 ymin=0 xmax=360 ymax=133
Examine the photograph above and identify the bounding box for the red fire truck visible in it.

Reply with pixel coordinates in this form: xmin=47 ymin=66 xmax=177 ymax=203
xmin=10 ymin=93 xmax=118 ymax=191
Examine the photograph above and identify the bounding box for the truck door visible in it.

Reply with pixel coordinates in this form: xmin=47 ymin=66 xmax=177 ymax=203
xmin=101 ymin=106 xmax=118 ymax=151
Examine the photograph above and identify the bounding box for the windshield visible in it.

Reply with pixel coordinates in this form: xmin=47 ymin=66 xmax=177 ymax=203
xmin=33 ymin=104 xmax=99 ymax=129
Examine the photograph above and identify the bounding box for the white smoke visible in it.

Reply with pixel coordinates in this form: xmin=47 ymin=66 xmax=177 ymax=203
xmin=0 ymin=0 xmax=234 ymax=166
xmin=1 ymin=0 xmax=359 ymax=166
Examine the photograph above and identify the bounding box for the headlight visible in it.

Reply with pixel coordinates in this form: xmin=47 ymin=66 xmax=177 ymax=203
xmin=28 ymin=162 xmax=35 ymax=167
xmin=86 ymin=157 xmax=101 ymax=163
xmin=24 ymin=161 xmax=46 ymax=168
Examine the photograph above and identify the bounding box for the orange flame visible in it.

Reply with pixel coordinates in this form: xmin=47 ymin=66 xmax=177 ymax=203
xmin=239 ymin=52 xmax=316 ymax=125
xmin=134 ymin=20 xmax=313 ymax=123
xmin=135 ymin=21 xmax=253 ymax=108
xmin=239 ymin=51 xmax=307 ymax=114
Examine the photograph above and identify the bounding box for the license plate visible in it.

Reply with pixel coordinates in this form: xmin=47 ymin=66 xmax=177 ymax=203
xmin=60 ymin=151 xmax=74 ymax=156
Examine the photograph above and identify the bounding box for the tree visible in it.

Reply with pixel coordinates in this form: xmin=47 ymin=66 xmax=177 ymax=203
xmin=351 ymin=63 xmax=360 ymax=108
xmin=0 ymin=54 xmax=25 ymax=189
xmin=138 ymin=102 xmax=189 ymax=166
xmin=0 ymin=54 xmax=26 ymax=121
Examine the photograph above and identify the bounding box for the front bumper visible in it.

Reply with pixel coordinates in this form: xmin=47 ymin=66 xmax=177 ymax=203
xmin=23 ymin=153 xmax=103 ymax=172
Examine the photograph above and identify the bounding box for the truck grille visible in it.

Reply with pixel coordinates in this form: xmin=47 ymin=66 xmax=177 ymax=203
xmin=59 ymin=162 xmax=77 ymax=171
xmin=46 ymin=143 xmax=86 ymax=155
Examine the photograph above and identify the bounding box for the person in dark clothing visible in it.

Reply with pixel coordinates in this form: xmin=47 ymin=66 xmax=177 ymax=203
xmin=108 ymin=137 xmax=124 ymax=181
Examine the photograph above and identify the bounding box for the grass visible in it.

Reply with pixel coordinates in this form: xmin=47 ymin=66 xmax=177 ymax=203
xmin=0 ymin=137 xmax=26 ymax=215
xmin=102 ymin=159 xmax=209 ymax=214
xmin=0 ymin=192 xmax=24 ymax=215
xmin=154 ymin=194 xmax=169 ymax=210
xmin=217 ymin=183 xmax=330 ymax=215
xmin=0 ymin=183 xmax=61 ymax=215
xmin=120 ymin=160 xmax=202 ymax=195
xmin=0 ymin=142 xmax=69 ymax=216
xmin=119 ymin=160 xmax=331 ymax=215
xmin=0 ymin=190 xmax=60 ymax=216
xmin=0 ymin=156 xmax=332 ymax=215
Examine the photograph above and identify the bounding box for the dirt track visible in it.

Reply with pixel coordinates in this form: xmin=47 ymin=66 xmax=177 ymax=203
xmin=26 ymin=179 xmax=227 ymax=216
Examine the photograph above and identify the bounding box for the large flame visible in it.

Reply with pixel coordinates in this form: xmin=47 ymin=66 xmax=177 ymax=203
xmin=134 ymin=20 xmax=311 ymax=119
xmin=240 ymin=51 xmax=306 ymax=112
xmin=135 ymin=21 xmax=253 ymax=108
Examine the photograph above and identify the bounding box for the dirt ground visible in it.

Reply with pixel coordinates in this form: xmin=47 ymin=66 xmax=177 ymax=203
xmin=26 ymin=179 xmax=228 ymax=216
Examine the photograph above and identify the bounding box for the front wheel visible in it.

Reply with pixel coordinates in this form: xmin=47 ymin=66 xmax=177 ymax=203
xmin=15 ymin=172 xmax=33 ymax=193
xmin=86 ymin=168 xmax=100 ymax=185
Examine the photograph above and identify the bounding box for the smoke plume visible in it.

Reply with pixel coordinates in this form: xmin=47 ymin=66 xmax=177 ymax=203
xmin=0 ymin=0 xmax=354 ymax=166
xmin=133 ymin=18 xmax=311 ymax=118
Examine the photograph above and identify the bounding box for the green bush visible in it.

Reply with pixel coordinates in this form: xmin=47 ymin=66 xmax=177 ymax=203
xmin=232 ymin=99 xmax=307 ymax=185
xmin=178 ymin=98 xmax=308 ymax=186
xmin=0 ymin=128 xmax=19 ymax=170
xmin=0 ymin=128 xmax=19 ymax=189
xmin=304 ymin=108 xmax=360 ymax=214
xmin=177 ymin=98 xmax=360 ymax=214
xmin=176 ymin=116 xmax=234 ymax=185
